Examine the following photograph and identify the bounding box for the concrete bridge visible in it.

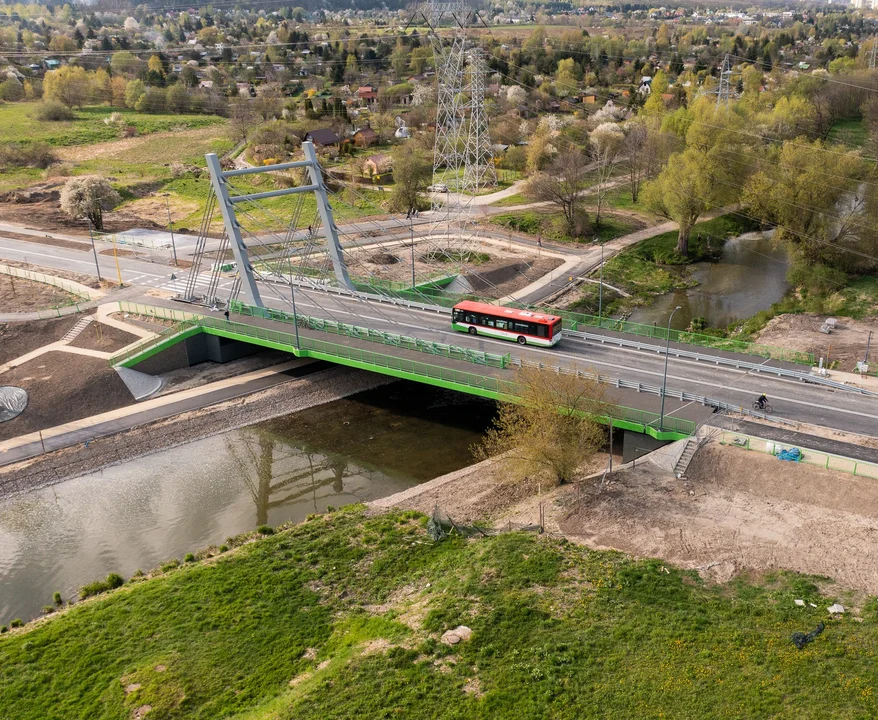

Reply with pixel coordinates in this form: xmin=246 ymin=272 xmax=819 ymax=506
xmin=109 ymin=290 xmax=878 ymax=444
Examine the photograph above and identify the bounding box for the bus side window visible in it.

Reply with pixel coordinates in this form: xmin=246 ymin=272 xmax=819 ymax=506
xmin=452 ymin=309 xmax=462 ymax=323
xmin=496 ymin=319 xmax=507 ymax=330
xmin=536 ymin=325 xmax=547 ymax=338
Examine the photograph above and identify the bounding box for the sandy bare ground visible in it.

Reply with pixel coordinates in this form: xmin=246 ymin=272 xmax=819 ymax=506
xmin=755 ymin=313 xmax=878 ymax=372
xmin=0 ymin=274 xmax=80 ymax=313
xmin=54 ymin=126 xmax=223 ymax=162
xmin=559 ymin=443 xmax=878 ymax=594
xmin=377 ymin=441 xmax=878 ymax=595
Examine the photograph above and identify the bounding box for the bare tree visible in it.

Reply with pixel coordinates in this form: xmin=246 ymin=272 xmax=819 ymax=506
xmin=623 ymin=121 xmax=648 ymax=203
xmin=229 ymin=98 xmax=256 ymax=143
xmin=59 ymin=176 xmax=120 ymax=231
xmin=525 ymin=148 xmax=590 ymax=237
xmin=589 ymin=122 xmax=625 ymax=227
xmin=476 ymin=365 xmax=610 ymax=485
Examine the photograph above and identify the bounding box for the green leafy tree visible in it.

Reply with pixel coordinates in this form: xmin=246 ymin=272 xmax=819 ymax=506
xmin=388 ymin=145 xmax=430 ymax=213
xmin=643 ymin=147 xmax=731 ymax=256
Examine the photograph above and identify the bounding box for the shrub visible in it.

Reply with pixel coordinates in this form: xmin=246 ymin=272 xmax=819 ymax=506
xmin=52 ymin=592 xmax=62 ymax=605
xmin=79 ymin=572 xmax=125 ymax=599
xmin=44 ymin=162 xmax=74 ymax=178
xmin=132 ymin=569 xmax=144 ymax=577
xmin=256 ymin=525 xmax=275 ymax=535
xmin=161 ymin=559 xmax=180 ymax=572
xmin=219 ymin=544 xmax=229 ymax=553
xmin=30 ymin=100 xmax=75 ymax=121
xmin=184 ymin=553 xmax=196 ymax=563
xmin=0 ymin=78 xmax=24 ymax=101
xmin=0 ymin=626 xmax=7 ymax=633
xmin=42 ymin=605 xmax=56 ymax=615
xmin=10 ymin=619 xmax=23 ymax=628
xmin=0 ymin=142 xmax=58 ymax=169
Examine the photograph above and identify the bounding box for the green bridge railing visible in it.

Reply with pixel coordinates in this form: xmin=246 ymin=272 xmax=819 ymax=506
xmin=111 ymin=302 xmax=696 ymax=441
xmin=228 ymin=300 xmax=511 ymax=369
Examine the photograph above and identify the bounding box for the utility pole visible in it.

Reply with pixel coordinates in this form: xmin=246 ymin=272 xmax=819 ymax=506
xmin=410 ymin=213 xmax=415 ymax=290
xmin=163 ymin=193 xmax=178 ymax=267
xmin=593 ymin=238 xmax=604 ymax=320
xmin=290 ymin=283 xmax=300 ymax=350
xmin=865 ymin=331 xmax=873 ymax=364
xmin=659 ymin=305 xmax=682 ymax=433
xmin=86 ymin=219 xmax=102 ymax=283
xmin=870 ymin=39 xmax=877 ymax=71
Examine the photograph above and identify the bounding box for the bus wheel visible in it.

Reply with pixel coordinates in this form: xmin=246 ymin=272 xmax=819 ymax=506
xmin=517 ymin=336 xmax=527 ymax=345
xmin=468 ymin=326 xmax=477 ymax=335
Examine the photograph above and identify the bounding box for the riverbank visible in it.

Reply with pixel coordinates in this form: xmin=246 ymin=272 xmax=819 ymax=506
xmin=0 ymin=365 xmax=393 ymax=499
xmin=2 ymin=501 xmax=876 ymax=719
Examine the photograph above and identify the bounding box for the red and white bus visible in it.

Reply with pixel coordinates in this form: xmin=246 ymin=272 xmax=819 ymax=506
xmin=451 ymin=301 xmax=563 ymax=347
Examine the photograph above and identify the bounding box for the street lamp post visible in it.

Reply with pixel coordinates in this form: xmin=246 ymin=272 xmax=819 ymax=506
xmin=290 ymin=282 xmax=301 ymax=350
xmin=163 ymin=194 xmax=178 ymax=267
xmin=410 ymin=213 xmax=415 ymax=290
xmin=86 ymin=219 xmax=102 ymax=282
xmin=658 ymin=305 xmax=682 ymax=433
xmin=593 ymin=238 xmax=604 ymax=321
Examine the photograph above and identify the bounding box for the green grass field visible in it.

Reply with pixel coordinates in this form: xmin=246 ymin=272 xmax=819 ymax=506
xmin=827 ymin=117 xmax=869 ymax=152
xmin=489 ymin=209 xmax=640 ymax=244
xmin=0 ymin=103 xmax=226 ymax=147
xmin=1 ymin=507 xmax=875 ymax=719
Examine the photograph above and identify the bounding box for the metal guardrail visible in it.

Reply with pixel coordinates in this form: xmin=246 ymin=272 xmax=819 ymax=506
xmin=507 ymin=304 xmax=815 ymax=366
xmin=566 ymin=329 xmax=878 ymax=396
xmin=110 ymin=303 xmax=695 ymax=437
xmin=511 ymin=357 xmax=783 ymax=426
xmin=229 ymin=300 xmax=510 ymax=369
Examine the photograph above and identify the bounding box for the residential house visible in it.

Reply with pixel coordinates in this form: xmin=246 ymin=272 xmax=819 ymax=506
xmin=357 ymin=84 xmax=378 ymax=105
xmin=352 ymin=126 xmax=378 ymax=148
xmin=304 ymin=128 xmax=342 ymax=148
xmin=364 ymin=153 xmax=392 ymax=177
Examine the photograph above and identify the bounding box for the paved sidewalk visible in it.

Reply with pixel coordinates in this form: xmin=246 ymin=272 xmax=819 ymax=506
xmin=712 ymin=416 xmax=878 ymax=465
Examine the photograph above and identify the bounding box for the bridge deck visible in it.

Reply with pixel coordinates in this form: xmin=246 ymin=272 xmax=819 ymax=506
xmin=115 ymin=301 xmax=713 ymax=440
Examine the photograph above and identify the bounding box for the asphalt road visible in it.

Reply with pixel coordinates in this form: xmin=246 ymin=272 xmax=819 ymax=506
xmin=3 ymin=232 xmax=877 ymax=437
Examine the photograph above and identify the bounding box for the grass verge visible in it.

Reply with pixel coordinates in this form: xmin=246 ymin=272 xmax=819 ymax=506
xmin=1 ymin=507 xmax=876 ymax=719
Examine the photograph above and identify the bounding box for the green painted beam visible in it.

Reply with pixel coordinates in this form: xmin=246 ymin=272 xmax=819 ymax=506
xmin=118 ymin=321 xmax=692 ymax=442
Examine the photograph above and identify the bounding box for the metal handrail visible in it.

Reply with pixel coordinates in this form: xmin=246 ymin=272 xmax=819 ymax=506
xmin=111 ymin=304 xmax=695 ymax=436
xmin=567 ymin=329 xmax=878 ymax=396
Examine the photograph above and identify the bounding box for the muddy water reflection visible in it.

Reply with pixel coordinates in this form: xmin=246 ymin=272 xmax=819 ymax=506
xmin=0 ymin=383 xmax=495 ymax=622
xmin=628 ymin=232 xmax=790 ymax=331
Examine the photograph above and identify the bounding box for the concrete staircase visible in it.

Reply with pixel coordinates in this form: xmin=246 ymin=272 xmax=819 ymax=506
xmin=61 ymin=316 xmax=94 ymax=343
xmin=673 ymin=437 xmax=699 ymax=479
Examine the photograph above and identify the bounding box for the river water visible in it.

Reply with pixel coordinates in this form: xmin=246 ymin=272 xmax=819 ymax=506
xmin=0 ymin=383 xmax=496 ymax=623
xmin=628 ymin=231 xmax=790 ymax=331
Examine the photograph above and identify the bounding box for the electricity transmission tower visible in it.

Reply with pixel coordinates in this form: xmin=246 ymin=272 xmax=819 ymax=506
xmin=462 ymin=47 xmax=497 ymax=193
xmin=716 ymin=53 xmax=732 ymax=109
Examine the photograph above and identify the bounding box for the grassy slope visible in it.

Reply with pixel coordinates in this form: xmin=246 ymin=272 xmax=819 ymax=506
xmin=489 ymin=209 xmax=639 ymax=244
xmin=0 ymin=104 xmax=225 ymax=147
xmin=1 ymin=508 xmax=876 ymax=720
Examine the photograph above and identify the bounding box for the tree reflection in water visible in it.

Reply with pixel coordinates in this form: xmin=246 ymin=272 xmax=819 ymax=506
xmin=224 ymin=429 xmax=386 ymax=526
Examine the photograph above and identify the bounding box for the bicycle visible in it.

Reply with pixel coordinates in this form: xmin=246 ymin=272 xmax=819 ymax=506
xmin=752 ymin=401 xmax=773 ymax=413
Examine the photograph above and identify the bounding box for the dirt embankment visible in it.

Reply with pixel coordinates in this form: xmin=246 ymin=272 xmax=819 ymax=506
xmin=0 ymin=351 xmax=134 ymax=441
xmin=0 ymin=275 xmax=82 ymax=313
xmin=755 ymin=314 xmax=878 ymax=372
xmin=378 ymin=440 xmax=878 ymax=595
xmin=0 ymin=315 xmax=82 ymax=365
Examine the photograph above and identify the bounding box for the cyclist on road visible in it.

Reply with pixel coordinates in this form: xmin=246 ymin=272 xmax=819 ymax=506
xmin=755 ymin=393 xmax=768 ymax=410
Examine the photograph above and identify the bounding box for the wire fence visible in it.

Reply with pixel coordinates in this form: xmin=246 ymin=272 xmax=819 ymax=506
xmin=720 ymin=431 xmax=878 ymax=480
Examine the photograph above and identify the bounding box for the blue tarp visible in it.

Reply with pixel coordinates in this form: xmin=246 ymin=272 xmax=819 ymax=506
xmin=777 ymin=447 xmax=802 ymax=462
